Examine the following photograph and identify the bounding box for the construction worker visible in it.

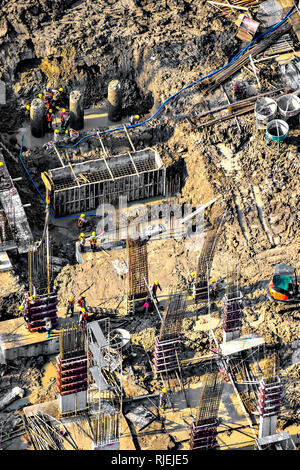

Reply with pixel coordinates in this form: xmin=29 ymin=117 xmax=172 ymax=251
xmin=159 ymin=388 xmax=168 ymax=411
xmin=0 ymin=162 xmax=5 ymax=183
xmin=43 ymin=90 xmax=53 ymax=109
xmin=52 ymin=87 xmax=64 ymax=107
xmin=22 ymin=103 xmax=30 ymax=115
xmin=45 ymin=317 xmax=52 ymax=339
xmin=53 ymin=128 xmax=60 ymax=143
xmin=129 ymin=114 xmax=140 ymax=125
xmin=69 ymin=128 xmax=79 ymax=142
xmin=77 ymin=214 xmax=86 ymax=228
xmin=79 ymin=233 xmax=86 ymax=253
xmin=152 ymin=280 xmax=161 ymax=303
xmin=20 ymin=305 xmax=31 ymax=324
xmin=66 ymin=297 xmax=75 ymax=317
xmin=90 ymin=231 xmax=97 ymax=251
xmin=78 ymin=294 xmax=87 ymax=310
xmin=79 ymin=307 xmax=88 ymax=332
xmin=210 ymin=278 xmax=218 ymax=299
xmin=46 ymin=109 xmax=53 ymax=131
xmin=187 ymin=271 xmax=196 ymax=288
xmin=60 ymin=109 xmax=66 ymax=126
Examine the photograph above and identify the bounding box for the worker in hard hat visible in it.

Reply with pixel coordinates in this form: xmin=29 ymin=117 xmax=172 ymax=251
xmin=60 ymin=108 xmax=66 ymax=126
xmin=187 ymin=271 xmax=196 ymax=288
xmin=90 ymin=231 xmax=97 ymax=252
xmin=46 ymin=108 xmax=53 ymax=131
xmin=79 ymin=307 xmax=88 ymax=332
xmin=79 ymin=233 xmax=86 ymax=253
xmin=210 ymin=278 xmax=218 ymax=299
xmin=53 ymin=128 xmax=60 ymax=143
xmin=69 ymin=128 xmax=79 ymax=142
xmin=0 ymin=162 xmax=5 ymax=183
xmin=38 ymin=93 xmax=43 ymax=100
xmin=78 ymin=294 xmax=87 ymax=310
xmin=66 ymin=297 xmax=75 ymax=317
xmin=45 ymin=317 xmax=53 ymax=339
xmin=151 ymin=280 xmax=161 ymax=303
xmin=77 ymin=213 xmax=86 ymax=228
xmin=129 ymin=114 xmax=140 ymax=125
xmin=159 ymin=388 xmax=168 ymax=411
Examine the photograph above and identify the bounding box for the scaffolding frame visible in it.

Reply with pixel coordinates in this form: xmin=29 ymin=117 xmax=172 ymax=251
xmin=87 ymin=319 xmax=123 ymax=447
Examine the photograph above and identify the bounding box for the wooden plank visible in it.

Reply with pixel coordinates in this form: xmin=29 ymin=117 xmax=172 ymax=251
xmin=123 ymin=125 xmax=136 ymax=152
xmin=127 ymin=152 xmax=140 ymax=178
xmin=96 ymin=132 xmax=115 ymax=181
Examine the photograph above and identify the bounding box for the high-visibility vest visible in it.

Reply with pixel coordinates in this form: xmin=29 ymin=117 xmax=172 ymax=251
xmin=91 ymin=236 xmax=97 ymax=245
xmin=47 ymin=113 xmax=53 ymax=122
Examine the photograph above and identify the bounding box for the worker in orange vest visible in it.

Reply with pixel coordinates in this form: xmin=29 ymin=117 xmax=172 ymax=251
xmin=79 ymin=307 xmax=88 ymax=332
xmin=78 ymin=294 xmax=87 ymax=310
xmin=77 ymin=214 xmax=86 ymax=228
xmin=46 ymin=109 xmax=53 ymax=131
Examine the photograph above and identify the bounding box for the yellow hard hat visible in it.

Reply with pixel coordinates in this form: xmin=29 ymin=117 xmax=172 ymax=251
xmin=162 ymin=388 xmax=167 ymax=393
xmin=80 ymin=214 xmax=85 ymax=218
xmin=55 ymin=129 xmax=59 ymax=133
xmin=62 ymin=108 xmax=66 ymax=113
xmin=80 ymin=233 xmax=85 ymax=237
xmin=29 ymin=296 xmax=33 ymax=300
xmin=69 ymin=297 xmax=74 ymax=301
xmin=38 ymin=93 xmax=43 ymax=98
xmin=59 ymin=88 xmax=63 ymax=92
xmin=154 ymin=280 xmax=159 ymax=285
xmin=82 ymin=294 xmax=86 ymax=298
xmin=65 ymin=129 xmax=69 ymax=134
xmin=210 ymin=278 xmax=216 ymax=283
xmin=0 ymin=162 xmax=3 ymax=166
xmin=92 ymin=231 xmax=96 ymax=236
xmin=135 ymin=115 xmax=140 ymax=120
xmin=19 ymin=306 xmax=24 ymax=310
xmin=81 ymin=307 xmax=86 ymax=312
xmin=49 ymin=109 xmax=52 ymax=113
xmin=191 ymin=272 xmax=195 ymax=277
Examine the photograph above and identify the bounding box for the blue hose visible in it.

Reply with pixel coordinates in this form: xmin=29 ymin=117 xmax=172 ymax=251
xmin=20 ymin=6 xmax=295 ymax=220
xmin=56 ymin=6 xmax=295 ymax=149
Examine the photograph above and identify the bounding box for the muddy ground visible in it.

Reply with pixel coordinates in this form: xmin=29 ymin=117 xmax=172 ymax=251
xmin=0 ymin=0 xmax=299 ymax=450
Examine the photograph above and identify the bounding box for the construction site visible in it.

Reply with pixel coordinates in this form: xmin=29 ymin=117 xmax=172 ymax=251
xmin=0 ymin=0 xmax=299 ymax=454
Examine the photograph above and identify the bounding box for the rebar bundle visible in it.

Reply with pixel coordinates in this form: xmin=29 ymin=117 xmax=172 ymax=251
xmin=127 ymin=237 xmax=148 ymax=300
xmin=60 ymin=326 xmax=86 ymax=360
xmin=195 ymin=372 xmax=224 ymax=423
xmin=194 ymin=207 xmax=227 ymax=300
xmin=159 ymin=293 xmax=187 ymax=341
xmin=25 ymin=413 xmax=66 ymax=450
xmin=89 ymin=412 xmax=120 ymax=445
xmin=28 ymin=238 xmax=53 ymax=295
xmin=202 ymin=23 xmax=291 ymax=93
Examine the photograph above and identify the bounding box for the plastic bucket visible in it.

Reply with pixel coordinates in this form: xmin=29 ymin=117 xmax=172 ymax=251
xmin=255 ymin=97 xmax=277 ymax=123
xmin=277 ymin=94 xmax=300 ymax=119
xmin=266 ymin=119 xmax=289 ymax=143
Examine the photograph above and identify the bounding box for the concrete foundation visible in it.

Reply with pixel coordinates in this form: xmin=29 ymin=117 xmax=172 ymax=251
xmin=0 ymin=308 xmax=78 ymax=364
xmin=69 ymin=90 xmax=84 ymax=130
xmin=107 ymin=80 xmax=122 ymax=122
xmin=0 ymin=252 xmax=12 ymax=271
xmin=258 ymin=415 xmax=277 ymax=439
xmin=223 ymin=329 xmax=240 ymax=343
xmin=30 ymin=98 xmax=46 ymax=138
xmin=58 ymin=390 xmax=87 ymax=414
